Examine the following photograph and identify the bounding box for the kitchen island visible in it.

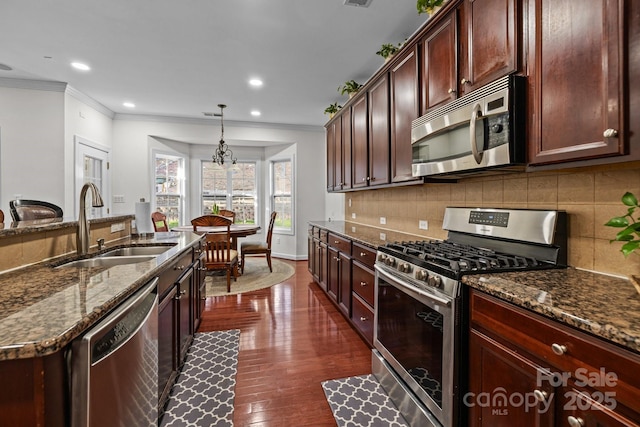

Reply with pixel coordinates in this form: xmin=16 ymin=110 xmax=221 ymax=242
xmin=0 ymin=216 xmax=204 ymax=426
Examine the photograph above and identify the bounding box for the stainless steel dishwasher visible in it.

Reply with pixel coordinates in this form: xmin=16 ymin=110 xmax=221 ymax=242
xmin=70 ymin=278 xmax=159 ymax=427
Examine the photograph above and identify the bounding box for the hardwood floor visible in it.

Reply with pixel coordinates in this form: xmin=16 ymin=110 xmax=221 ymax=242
xmin=198 ymin=259 xmax=373 ymax=426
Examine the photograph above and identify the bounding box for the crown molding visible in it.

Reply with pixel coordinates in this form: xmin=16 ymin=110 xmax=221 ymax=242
xmin=64 ymin=85 xmax=115 ymax=118
xmin=114 ymin=113 xmax=324 ymax=133
xmin=0 ymin=77 xmax=67 ymax=92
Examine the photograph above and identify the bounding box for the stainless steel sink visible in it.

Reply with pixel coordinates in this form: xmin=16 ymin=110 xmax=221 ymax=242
xmin=99 ymin=246 xmax=173 ymax=257
xmin=57 ymin=256 xmax=157 ymax=268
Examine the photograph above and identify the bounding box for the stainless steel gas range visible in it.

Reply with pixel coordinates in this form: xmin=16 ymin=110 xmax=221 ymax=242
xmin=372 ymin=207 xmax=567 ymax=427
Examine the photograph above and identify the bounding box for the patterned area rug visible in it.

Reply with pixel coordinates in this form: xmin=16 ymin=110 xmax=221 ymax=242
xmin=322 ymin=374 xmax=409 ymax=427
xmin=160 ymin=329 xmax=240 ymax=427
xmin=206 ymin=258 xmax=294 ymax=297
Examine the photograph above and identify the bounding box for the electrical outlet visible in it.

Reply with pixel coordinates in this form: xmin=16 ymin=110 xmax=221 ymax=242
xmin=380 ymin=232 xmax=386 ymax=241
xmin=351 ymin=226 xmax=356 ymax=232
xmin=351 ymin=212 xmax=356 ymax=219
xmin=113 ymin=195 xmax=125 ymax=203
xmin=419 ymin=220 xmax=428 ymax=230
xmin=348 ymin=198 xmax=352 ymax=207
xmin=380 ymin=217 xmax=386 ymax=225
xmin=111 ymin=222 xmax=125 ymax=233
xmin=276 ymin=237 xmax=281 ymax=244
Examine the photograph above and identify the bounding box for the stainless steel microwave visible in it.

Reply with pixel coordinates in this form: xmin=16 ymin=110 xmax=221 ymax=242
xmin=411 ymin=74 xmax=526 ymax=178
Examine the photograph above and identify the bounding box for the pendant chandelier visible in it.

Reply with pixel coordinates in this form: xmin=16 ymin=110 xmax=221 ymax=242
xmin=212 ymin=104 xmax=237 ymax=167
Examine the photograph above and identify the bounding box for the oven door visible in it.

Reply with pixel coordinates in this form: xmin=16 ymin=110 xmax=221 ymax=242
xmin=374 ymin=265 xmax=457 ymax=427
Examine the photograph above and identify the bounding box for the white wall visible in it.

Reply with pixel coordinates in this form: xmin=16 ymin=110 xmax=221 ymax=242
xmin=0 ymin=85 xmax=65 ymax=214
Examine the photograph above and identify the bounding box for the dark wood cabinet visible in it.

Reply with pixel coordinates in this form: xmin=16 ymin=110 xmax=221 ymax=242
xmin=459 ymin=0 xmax=520 ymax=95
xmin=158 ymin=286 xmax=178 ymax=412
xmin=468 ymin=289 xmax=640 ymax=427
xmin=469 ymin=329 xmax=555 ymax=426
xmin=193 ymin=249 xmax=206 ymax=331
xmin=341 ymin=106 xmax=353 ymax=190
xmin=309 ymin=224 xmax=375 ymax=347
xmin=351 ymin=94 xmax=369 ymax=189
xmin=368 ymin=75 xmax=391 ymax=186
xmin=326 ymin=116 xmax=342 ymax=191
xmin=390 ymin=46 xmax=421 ymax=183
xmin=420 ymin=10 xmax=458 ymax=113
xmin=177 ymin=267 xmax=193 ymax=363
xmin=527 ymin=0 xmax=626 ymax=165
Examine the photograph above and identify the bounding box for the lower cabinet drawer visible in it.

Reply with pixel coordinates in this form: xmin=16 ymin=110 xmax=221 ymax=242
xmin=351 ymin=294 xmax=374 ymax=345
xmin=352 ymin=242 xmax=376 ymax=269
xmin=352 ymin=261 xmax=374 ymax=307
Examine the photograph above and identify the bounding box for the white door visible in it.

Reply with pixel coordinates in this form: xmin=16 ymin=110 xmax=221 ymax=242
xmin=75 ymin=136 xmax=110 ymax=218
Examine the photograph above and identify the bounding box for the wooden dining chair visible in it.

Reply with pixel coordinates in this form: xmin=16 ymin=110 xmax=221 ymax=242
xmin=151 ymin=211 xmax=169 ymax=232
xmin=240 ymin=211 xmax=277 ymax=274
xmin=203 ymin=215 xmax=239 ymax=292
xmin=219 ymin=209 xmax=236 ymax=223
xmin=0 ymin=209 xmax=4 ymax=223
xmin=191 ymin=214 xmax=222 ymax=231
xmin=9 ymin=199 xmax=63 ymax=221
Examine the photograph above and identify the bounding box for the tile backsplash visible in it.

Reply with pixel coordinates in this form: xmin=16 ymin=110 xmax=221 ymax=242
xmin=346 ymin=162 xmax=640 ymax=278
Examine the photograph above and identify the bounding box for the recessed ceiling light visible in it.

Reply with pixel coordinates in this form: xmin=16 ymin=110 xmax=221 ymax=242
xmin=249 ymin=78 xmax=263 ymax=87
xmin=251 ymin=110 xmax=261 ymax=117
xmin=123 ymin=102 xmax=135 ymax=108
xmin=71 ymin=62 xmax=91 ymax=71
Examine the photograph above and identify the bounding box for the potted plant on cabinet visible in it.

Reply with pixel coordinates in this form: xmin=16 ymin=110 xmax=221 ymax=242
xmin=376 ymin=42 xmax=403 ymax=62
xmin=324 ymin=102 xmax=342 ymax=119
xmin=338 ymin=80 xmax=363 ymax=99
xmin=605 ymin=191 xmax=640 ymax=293
xmin=417 ymin=0 xmax=445 ymax=15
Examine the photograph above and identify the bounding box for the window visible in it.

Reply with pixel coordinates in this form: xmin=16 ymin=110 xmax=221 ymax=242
xmin=271 ymin=158 xmax=293 ymax=233
xmin=202 ymin=161 xmax=257 ymax=224
xmin=154 ymin=154 xmax=185 ymax=228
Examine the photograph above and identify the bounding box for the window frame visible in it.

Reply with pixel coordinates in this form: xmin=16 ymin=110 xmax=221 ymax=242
xmin=270 ymin=156 xmax=294 ymax=235
xmin=152 ymin=151 xmax=186 ymax=229
xmin=200 ymin=160 xmax=258 ymax=225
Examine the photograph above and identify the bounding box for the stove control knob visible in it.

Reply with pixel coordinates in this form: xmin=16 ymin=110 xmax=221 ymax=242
xmin=428 ymin=275 xmax=442 ymax=288
xmin=398 ymin=263 xmax=411 ymax=273
xmin=385 ymin=257 xmax=396 ymax=267
xmin=377 ymin=254 xmax=387 ymax=263
xmin=416 ymin=270 xmax=429 ymax=281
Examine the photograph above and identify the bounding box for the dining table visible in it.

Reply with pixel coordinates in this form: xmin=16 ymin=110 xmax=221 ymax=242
xmin=171 ymin=224 xmax=261 ymax=250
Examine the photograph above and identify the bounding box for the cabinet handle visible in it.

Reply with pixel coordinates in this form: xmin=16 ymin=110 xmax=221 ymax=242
xmin=360 ymin=281 xmax=367 ymax=287
xmin=175 ymin=265 xmax=185 ymax=271
xmin=461 ymin=78 xmax=471 ymax=85
xmin=360 ymin=316 xmax=368 ymax=322
xmin=603 ymin=128 xmax=618 ymax=138
xmin=360 ymin=252 xmax=367 ymax=257
xmin=551 ymin=343 xmax=567 ymax=355
xmin=334 ymin=240 xmax=340 ymax=244
xmin=533 ymin=389 xmax=548 ymax=402
xmin=447 ymin=88 xmax=455 ymax=94
xmin=567 ymin=416 xmax=584 ymax=427
xmin=174 ymin=290 xmax=186 ymax=300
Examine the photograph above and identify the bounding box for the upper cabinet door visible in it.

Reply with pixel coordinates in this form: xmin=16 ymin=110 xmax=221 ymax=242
xmin=460 ymin=0 xmax=519 ymax=94
xmin=325 ymin=120 xmax=336 ymax=192
xmin=341 ymin=107 xmax=353 ymax=190
xmin=368 ymin=75 xmax=391 ymax=186
xmin=421 ymin=10 xmax=458 ymax=113
xmin=391 ymin=46 xmax=420 ymax=183
xmin=528 ymin=0 xmax=625 ymax=165
xmin=351 ymin=94 xmax=369 ymax=189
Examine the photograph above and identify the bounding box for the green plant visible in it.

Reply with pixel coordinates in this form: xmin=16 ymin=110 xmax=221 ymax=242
xmin=338 ymin=80 xmax=363 ymax=96
xmin=324 ymin=102 xmax=342 ymax=115
xmin=417 ymin=0 xmax=445 ymax=14
xmin=605 ymin=192 xmax=640 ymax=257
xmin=376 ymin=42 xmax=403 ymax=59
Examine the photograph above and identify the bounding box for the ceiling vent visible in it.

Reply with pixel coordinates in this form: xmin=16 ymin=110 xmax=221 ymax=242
xmin=344 ymin=0 xmax=372 ymax=7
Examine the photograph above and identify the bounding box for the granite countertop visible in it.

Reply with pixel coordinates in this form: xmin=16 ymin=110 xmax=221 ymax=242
xmin=308 ymin=220 xmax=424 ymax=249
xmin=0 ymin=214 xmax=134 ymax=237
xmin=0 ymin=231 xmax=202 ymax=361
xmin=310 ymin=220 xmax=640 ymax=355
xmin=463 ymin=269 xmax=640 ymax=354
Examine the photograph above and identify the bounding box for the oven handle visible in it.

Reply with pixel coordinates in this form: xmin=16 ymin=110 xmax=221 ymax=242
xmin=375 ymin=265 xmax=451 ymax=307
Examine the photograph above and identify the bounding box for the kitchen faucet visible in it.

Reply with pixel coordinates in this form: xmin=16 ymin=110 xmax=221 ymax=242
xmin=77 ymin=183 xmax=104 ymax=255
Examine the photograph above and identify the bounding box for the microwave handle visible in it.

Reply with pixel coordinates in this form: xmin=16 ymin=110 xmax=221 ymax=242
xmin=470 ymin=103 xmax=484 ymax=164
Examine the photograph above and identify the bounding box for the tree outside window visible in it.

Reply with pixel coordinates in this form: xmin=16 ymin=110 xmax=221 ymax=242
xmin=271 ymin=159 xmax=293 ymax=232
xmin=202 ymin=161 xmax=257 ymax=224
